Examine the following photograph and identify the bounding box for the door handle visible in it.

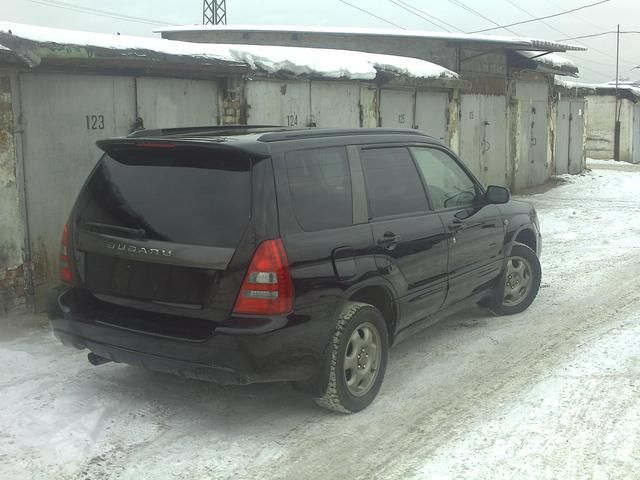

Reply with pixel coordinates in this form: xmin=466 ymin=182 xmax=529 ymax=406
xmin=377 ymin=231 xmax=401 ymax=250
xmin=448 ymin=219 xmax=467 ymax=231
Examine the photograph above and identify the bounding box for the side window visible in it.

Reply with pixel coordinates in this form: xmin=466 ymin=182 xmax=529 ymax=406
xmin=411 ymin=147 xmax=478 ymax=210
xmin=285 ymin=147 xmax=353 ymax=231
xmin=360 ymin=147 xmax=428 ymax=218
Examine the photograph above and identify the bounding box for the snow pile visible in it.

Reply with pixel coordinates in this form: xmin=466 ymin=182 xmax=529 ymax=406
xmin=518 ymin=50 xmax=576 ymax=70
xmin=0 ymin=21 xmax=458 ymax=81
xmin=230 ymin=45 xmax=457 ymax=80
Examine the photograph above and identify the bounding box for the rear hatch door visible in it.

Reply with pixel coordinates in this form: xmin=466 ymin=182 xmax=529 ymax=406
xmin=72 ymin=141 xmax=254 ymax=324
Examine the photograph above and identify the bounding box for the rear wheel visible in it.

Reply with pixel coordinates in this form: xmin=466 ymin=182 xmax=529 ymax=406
xmin=490 ymin=243 xmax=541 ymax=315
xmin=314 ymin=302 xmax=389 ymax=413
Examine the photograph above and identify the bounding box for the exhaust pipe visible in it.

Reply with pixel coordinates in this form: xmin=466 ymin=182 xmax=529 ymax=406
xmin=88 ymin=352 xmax=112 ymax=366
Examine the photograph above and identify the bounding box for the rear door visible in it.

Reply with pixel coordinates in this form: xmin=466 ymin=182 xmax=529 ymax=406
xmin=359 ymin=146 xmax=448 ymax=329
xmin=72 ymin=143 xmax=255 ymax=322
xmin=410 ymin=146 xmax=505 ymax=306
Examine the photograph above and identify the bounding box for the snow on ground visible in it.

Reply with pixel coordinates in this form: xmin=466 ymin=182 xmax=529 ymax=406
xmin=1 ymin=162 xmax=639 ymax=479
xmin=0 ymin=21 xmax=457 ymax=81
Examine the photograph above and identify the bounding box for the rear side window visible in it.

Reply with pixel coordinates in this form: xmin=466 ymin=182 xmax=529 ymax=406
xmin=285 ymin=147 xmax=353 ymax=231
xmin=76 ymin=147 xmax=252 ymax=248
xmin=360 ymin=147 xmax=428 ymax=218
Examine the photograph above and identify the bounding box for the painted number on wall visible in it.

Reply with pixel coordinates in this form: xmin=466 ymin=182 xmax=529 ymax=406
xmin=287 ymin=114 xmax=299 ymax=127
xmin=85 ymin=114 xmax=105 ymax=130
xmin=398 ymin=113 xmax=406 ymax=124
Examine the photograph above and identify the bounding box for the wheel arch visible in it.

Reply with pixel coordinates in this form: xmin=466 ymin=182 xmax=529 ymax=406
xmin=346 ymin=283 xmax=398 ymax=345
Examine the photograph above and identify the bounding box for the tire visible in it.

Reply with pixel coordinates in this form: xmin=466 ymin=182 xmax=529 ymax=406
xmin=490 ymin=243 xmax=541 ymax=315
xmin=313 ymin=302 xmax=389 ymax=413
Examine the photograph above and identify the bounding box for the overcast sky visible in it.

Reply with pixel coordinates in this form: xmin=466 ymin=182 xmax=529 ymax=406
xmin=2 ymin=0 xmax=639 ymax=83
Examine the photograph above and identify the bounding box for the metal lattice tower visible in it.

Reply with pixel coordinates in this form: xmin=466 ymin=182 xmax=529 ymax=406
xmin=203 ymin=0 xmax=227 ymax=25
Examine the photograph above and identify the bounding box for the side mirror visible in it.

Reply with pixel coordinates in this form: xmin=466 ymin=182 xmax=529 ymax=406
xmin=485 ymin=185 xmax=511 ymax=204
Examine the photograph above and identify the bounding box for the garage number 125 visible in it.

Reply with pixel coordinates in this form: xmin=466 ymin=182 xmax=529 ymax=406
xmin=85 ymin=114 xmax=105 ymax=130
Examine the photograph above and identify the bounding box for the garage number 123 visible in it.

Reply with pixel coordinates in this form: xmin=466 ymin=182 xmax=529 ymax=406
xmin=85 ymin=114 xmax=105 ymax=130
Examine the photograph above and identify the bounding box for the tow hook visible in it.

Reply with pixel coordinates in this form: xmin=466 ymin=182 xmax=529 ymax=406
xmin=87 ymin=352 xmax=112 ymax=366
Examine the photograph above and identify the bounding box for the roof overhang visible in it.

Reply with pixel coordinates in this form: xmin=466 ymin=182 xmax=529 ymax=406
xmin=157 ymin=25 xmax=586 ymax=52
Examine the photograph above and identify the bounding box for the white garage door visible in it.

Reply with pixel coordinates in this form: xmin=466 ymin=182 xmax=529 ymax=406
xmin=246 ymin=80 xmax=311 ymax=127
xmin=136 ymin=77 xmax=220 ymax=129
xmin=19 ymin=72 xmax=136 ymax=306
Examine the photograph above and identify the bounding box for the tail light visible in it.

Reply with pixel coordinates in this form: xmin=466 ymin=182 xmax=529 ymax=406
xmin=60 ymin=223 xmax=73 ymax=284
xmin=232 ymin=239 xmax=293 ymax=315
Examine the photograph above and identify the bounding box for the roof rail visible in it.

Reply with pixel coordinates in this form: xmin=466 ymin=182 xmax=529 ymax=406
xmin=127 ymin=125 xmax=287 ymax=138
xmin=257 ymin=128 xmax=430 ymax=142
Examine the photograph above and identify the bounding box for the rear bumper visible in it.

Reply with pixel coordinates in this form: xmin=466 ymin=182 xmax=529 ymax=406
xmin=50 ymin=289 xmax=329 ymax=385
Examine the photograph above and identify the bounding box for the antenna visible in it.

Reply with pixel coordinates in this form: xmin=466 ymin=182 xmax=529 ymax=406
xmin=203 ymin=0 xmax=227 ymax=25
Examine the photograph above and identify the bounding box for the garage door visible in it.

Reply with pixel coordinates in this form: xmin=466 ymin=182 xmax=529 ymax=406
xmin=136 ymin=77 xmax=220 ymax=129
xmin=246 ymin=80 xmax=311 ymax=127
xmin=19 ymin=72 xmax=136 ymax=307
xmin=460 ymin=94 xmax=508 ymax=186
xmin=310 ymin=82 xmax=360 ymax=128
xmin=415 ymin=91 xmax=448 ymax=143
xmin=380 ymin=89 xmax=415 ymax=128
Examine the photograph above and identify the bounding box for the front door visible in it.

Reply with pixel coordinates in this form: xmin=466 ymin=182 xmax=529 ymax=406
xmin=410 ymin=146 xmax=505 ymax=306
xmin=359 ymin=146 xmax=449 ymax=329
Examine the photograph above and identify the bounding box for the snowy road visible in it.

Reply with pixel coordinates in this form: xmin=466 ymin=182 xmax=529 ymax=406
xmin=1 ymin=160 xmax=640 ymax=480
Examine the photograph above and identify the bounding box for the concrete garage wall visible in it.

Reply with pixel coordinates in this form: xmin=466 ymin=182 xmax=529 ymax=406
xmin=0 ymin=73 xmax=28 ymax=315
xmin=585 ymin=96 xmax=635 ymax=161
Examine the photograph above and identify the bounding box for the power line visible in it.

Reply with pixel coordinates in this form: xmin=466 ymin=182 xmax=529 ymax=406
xmin=391 ymin=0 xmax=463 ymax=32
xmin=387 ymin=0 xmax=450 ymax=31
xmin=26 ymin=0 xmax=179 ymax=27
xmin=469 ymin=0 xmax=611 ymax=34
xmin=338 ymin=0 xmax=406 ymax=29
xmin=557 ymin=31 xmax=640 ymax=42
xmin=446 ymin=0 xmax=519 ymax=35
xmin=501 ymin=1 xmax=636 ymax=71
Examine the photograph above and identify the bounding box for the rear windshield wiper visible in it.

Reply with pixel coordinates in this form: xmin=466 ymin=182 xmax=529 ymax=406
xmin=84 ymin=222 xmax=146 ymax=240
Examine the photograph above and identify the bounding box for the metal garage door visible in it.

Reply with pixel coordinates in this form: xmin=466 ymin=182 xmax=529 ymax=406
xmin=516 ymin=101 xmax=550 ymax=190
xmin=568 ymin=100 xmax=586 ymax=173
xmin=460 ymin=94 xmax=509 ymax=186
xmin=310 ymin=82 xmax=360 ymax=128
xmin=555 ymin=99 xmax=571 ymax=175
xmin=246 ymin=80 xmax=311 ymax=127
xmin=415 ymin=91 xmax=448 ymax=143
xmin=557 ymin=98 xmax=586 ymax=175
xmin=19 ymin=72 xmax=136 ymax=307
xmin=380 ymin=89 xmax=415 ymax=128
xmin=136 ymin=77 xmax=220 ymax=129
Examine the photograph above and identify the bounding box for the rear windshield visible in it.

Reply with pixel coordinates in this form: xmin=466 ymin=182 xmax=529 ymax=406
xmin=76 ymin=146 xmax=252 ymax=248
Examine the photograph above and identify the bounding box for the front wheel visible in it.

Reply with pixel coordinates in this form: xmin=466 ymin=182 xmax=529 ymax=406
xmin=490 ymin=243 xmax=541 ymax=315
xmin=314 ymin=302 xmax=389 ymax=413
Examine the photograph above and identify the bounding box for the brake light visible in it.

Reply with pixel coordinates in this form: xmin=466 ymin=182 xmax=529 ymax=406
xmin=60 ymin=223 xmax=73 ymax=284
xmin=233 ymin=239 xmax=294 ymax=315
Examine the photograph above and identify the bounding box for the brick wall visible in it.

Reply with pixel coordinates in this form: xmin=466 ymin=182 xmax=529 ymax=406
xmin=220 ymin=77 xmax=244 ymax=125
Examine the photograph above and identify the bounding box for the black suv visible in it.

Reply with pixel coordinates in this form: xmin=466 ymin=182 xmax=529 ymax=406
xmin=51 ymin=127 xmax=542 ymax=413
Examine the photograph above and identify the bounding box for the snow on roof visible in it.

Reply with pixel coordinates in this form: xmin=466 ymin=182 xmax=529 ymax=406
xmin=555 ymin=78 xmax=640 ymax=97
xmin=0 ymin=22 xmax=458 ymax=81
xmin=157 ymin=24 xmax=586 ymax=52
xmin=518 ymin=51 xmax=576 ymax=70
xmin=0 ymin=44 xmax=8 ymax=51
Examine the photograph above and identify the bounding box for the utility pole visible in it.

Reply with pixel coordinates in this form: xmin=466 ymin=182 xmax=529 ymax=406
xmin=614 ymin=23 xmax=620 ymax=161
xmin=203 ymin=0 xmax=227 ymax=25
